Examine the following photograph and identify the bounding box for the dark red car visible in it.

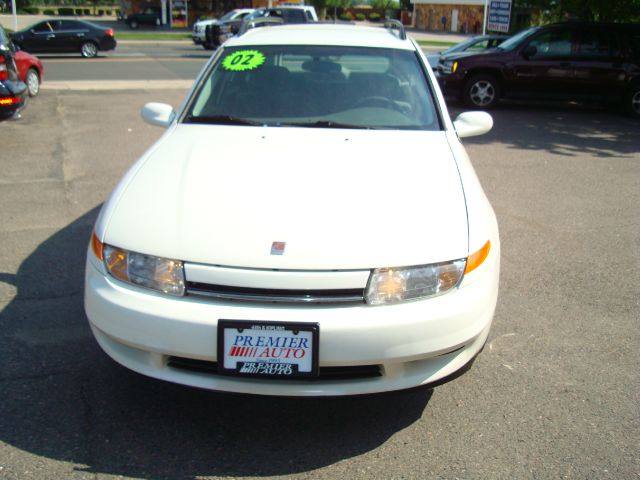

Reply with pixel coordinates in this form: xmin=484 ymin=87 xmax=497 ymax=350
xmin=437 ymin=22 xmax=640 ymax=117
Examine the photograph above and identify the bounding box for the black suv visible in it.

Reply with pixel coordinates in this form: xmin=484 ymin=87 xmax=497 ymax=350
xmin=437 ymin=22 xmax=640 ymax=116
xmin=0 ymin=25 xmax=27 ymax=120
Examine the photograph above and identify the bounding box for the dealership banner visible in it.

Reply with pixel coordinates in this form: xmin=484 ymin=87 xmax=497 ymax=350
xmin=487 ymin=0 xmax=512 ymax=33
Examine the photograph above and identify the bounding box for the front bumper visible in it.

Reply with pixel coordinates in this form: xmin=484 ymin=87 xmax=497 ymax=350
xmin=437 ymin=72 xmax=466 ymax=98
xmin=85 ymin=249 xmax=499 ymax=396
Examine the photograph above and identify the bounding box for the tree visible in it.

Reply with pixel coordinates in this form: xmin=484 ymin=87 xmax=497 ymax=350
xmin=308 ymin=0 xmax=351 ymax=20
xmin=516 ymin=0 xmax=640 ymax=23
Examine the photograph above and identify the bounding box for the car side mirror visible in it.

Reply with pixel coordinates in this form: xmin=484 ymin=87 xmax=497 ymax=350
xmin=523 ymin=44 xmax=537 ymax=58
xmin=453 ymin=111 xmax=493 ymax=138
xmin=141 ymin=102 xmax=176 ymax=128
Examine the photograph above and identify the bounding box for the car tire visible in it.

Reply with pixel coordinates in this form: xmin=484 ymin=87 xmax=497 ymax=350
xmin=80 ymin=41 xmax=99 ymax=58
xmin=463 ymin=74 xmax=500 ymax=109
xmin=25 ymin=68 xmax=40 ymax=97
xmin=624 ymin=84 xmax=640 ymax=118
xmin=129 ymin=19 xmax=138 ymax=29
xmin=203 ymin=43 xmax=214 ymax=50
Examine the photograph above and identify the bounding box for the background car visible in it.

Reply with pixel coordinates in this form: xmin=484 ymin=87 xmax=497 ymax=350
xmin=192 ymin=9 xmax=254 ymax=47
xmin=0 ymin=25 xmax=28 ymax=119
xmin=426 ymin=34 xmax=507 ymax=68
xmin=10 ymin=19 xmax=117 ymax=58
xmin=437 ymin=22 xmax=640 ymax=116
xmin=15 ymin=49 xmax=43 ymax=97
xmin=204 ymin=6 xmax=317 ymax=50
xmin=85 ymin=23 xmax=500 ymax=397
xmin=125 ymin=7 xmax=162 ymax=29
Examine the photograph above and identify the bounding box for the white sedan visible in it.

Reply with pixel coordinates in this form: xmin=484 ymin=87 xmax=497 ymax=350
xmin=85 ymin=22 xmax=500 ymax=396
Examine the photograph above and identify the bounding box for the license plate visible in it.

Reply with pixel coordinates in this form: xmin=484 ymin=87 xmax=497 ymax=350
xmin=218 ymin=320 xmax=319 ymax=379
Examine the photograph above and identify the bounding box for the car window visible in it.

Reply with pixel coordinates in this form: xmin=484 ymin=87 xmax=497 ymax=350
xmin=186 ymin=45 xmax=440 ymax=130
xmin=527 ymin=29 xmax=573 ymax=58
xmin=283 ymin=9 xmax=306 ymax=22
xmin=32 ymin=22 xmax=54 ymax=33
xmin=576 ymin=29 xmax=619 ymax=59
xmin=305 ymin=10 xmax=314 ymax=21
xmin=55 ymin=20 xmax=85 ymax=31
xmin=466 ymin=39 xmax=489 ymax=51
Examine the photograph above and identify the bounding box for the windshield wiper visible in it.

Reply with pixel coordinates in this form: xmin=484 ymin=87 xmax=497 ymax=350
xmin=280 ymin=120 xmax=375 ymax=129
xmin=185 ymin=114 xmax=264 ymax=126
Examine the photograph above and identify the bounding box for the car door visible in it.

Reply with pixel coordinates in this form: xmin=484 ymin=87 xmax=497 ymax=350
xmin=22 ymin=21 xmax=56 ymax=52
xmin=571 ymin=26 xmax=628 ymax=100
xmin=52 ymin=20 xmax=90 ymax=52
xmin=507 ymin=27 xmax=577 ymax=98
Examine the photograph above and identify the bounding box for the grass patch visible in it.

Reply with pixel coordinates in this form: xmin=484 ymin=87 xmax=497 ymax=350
xmin=116 ymin=32 xmax=192 ymax=41
xmin=416 ymin=40 xmax=457 ymax=47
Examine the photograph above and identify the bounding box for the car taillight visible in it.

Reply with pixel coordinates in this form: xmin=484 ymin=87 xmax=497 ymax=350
xmin=0 ymin=96 xmax=20 ymax=106
xmin=105 ymin=29 xmax=114 ymax=37
xmin=0 ymin=58 xmax=8 ymax=81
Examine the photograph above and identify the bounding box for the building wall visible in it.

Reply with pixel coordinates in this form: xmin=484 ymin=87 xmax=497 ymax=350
xmin=413 ymin=3 xmax=484 ymax=33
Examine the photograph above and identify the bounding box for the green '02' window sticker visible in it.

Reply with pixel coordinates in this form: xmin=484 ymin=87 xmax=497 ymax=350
xmin=222 ymin=50 xmax=266 ymax=71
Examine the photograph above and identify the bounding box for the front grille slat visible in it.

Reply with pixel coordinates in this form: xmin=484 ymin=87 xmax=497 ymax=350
xmin=186 ymin=281 xmax=365 ymax=305
xmin=167 ymin=357 xmax=382 ymax=381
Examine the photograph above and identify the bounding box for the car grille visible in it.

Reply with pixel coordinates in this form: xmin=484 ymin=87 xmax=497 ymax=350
xmin=186 ymin=281 xmax=365 ymax=305
xmin=167 ymin=356 xmax=382 ymax=380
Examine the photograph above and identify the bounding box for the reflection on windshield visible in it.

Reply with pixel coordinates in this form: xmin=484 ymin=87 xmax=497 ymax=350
xmin=185 ymin=46 xmax=440 ymax=130
xmin=498 ymin=27 xmax=539 ymax=51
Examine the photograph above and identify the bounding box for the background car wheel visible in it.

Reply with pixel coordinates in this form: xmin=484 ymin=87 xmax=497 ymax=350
xmin=25 ymin=68 xmax=40 ymax=97
xmin=80 ymin=42 xmax=98 ymax=58
xmin=463 ymin=74 xmax=500 ymax=109
xmin=625 ymin=84 xmax=640 ymax=118
xmin=129 ymin=20 xmax=138 ymax=29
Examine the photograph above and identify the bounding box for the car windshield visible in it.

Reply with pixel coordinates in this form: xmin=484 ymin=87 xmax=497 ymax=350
xmin=441 ymin=37 xmax=480 ymax=55
xmin=497 ymin=27 xmax=539 ymax=51
xmin=185 ymin=45 xmax=440 ymax=130
xmin=218 ymin=10 xmax=237 ymax=22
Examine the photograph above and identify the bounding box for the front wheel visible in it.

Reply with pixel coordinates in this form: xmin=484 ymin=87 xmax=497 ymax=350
xmin=624 ymin=84 xmax=640 ymax=118
xmin=25 ymin=68 xmax=40 ymax=97
xmin=463 ymin=74 xmax=500 ymax=109
xmin=80 ymin=41 xmax=98 ymax=58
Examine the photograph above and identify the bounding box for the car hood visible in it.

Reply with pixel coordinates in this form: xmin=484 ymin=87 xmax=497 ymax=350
xmin=103 ymin=125 xmax=469 ymax=270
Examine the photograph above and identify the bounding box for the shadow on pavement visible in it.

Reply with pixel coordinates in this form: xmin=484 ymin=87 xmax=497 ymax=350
xmin=0 ymin=207 xmax=431 ymax=479
xmin=448 ymin=101 xmax=640 ymax=158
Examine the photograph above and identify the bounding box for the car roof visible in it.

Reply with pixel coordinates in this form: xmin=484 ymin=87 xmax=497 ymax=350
xmin=225 ymin=24 xmax=415 ymax=51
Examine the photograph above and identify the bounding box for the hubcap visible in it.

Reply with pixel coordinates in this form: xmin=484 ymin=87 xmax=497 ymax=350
xmin=82 ymin=43 xmax=97 ymax=57
xmin=26 ymin=71 xmax=39 ymax=96
xmin=469 ymin=80 xmax=496 ymax=107
xmin=632 ymin=91 xmax=640 ymax=115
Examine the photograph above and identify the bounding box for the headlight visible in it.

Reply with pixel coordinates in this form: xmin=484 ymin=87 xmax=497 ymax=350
xmin=103 ymin=245 xmax=185 ymax=296
xmin=440 ymin=60 xmax=458 ymax=74
xmin=365 ymin=260 xmax=465 ymax=306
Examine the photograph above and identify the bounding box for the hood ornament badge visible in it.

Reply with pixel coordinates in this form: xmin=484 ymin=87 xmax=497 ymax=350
xmin=271 ymin=241 xmax=286 ymax=256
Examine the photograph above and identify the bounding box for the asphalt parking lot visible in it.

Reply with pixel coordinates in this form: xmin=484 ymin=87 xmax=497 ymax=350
xmin=0 ymin=88 xmax=638 ymax=479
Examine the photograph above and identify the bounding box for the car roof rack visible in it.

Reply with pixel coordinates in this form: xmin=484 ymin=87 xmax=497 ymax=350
xmin=383 ymin=19 xmax=406 ymax=40
xmin=238 ymin=16 xmax=285 ymax=36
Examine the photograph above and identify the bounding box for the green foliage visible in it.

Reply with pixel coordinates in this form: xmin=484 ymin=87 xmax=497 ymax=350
xmin=371 ymin=0 xmax=400 ymax=10
xmin=515 ymin=0 xmax=640 ymax=23
xmin=339 ymin=12 xmax=353 ymax=20
xmin=355 ymin=12 xmax=366 ymax=20
xmin=43 ymin=8 xmax=56 ymax=14
xmin=21 ymin=6 xmax=40 ymax=13
xmin=368 ymin=12 xmax=381 ymax=21
xmin=57 ymin=6 xmax=74 ymax=14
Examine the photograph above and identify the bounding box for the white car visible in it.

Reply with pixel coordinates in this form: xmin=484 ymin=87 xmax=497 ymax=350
xmin=191 ymin=9 xmax=254 ymax=45
xmin=85 ymin=22 xmax=500 ymax=396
